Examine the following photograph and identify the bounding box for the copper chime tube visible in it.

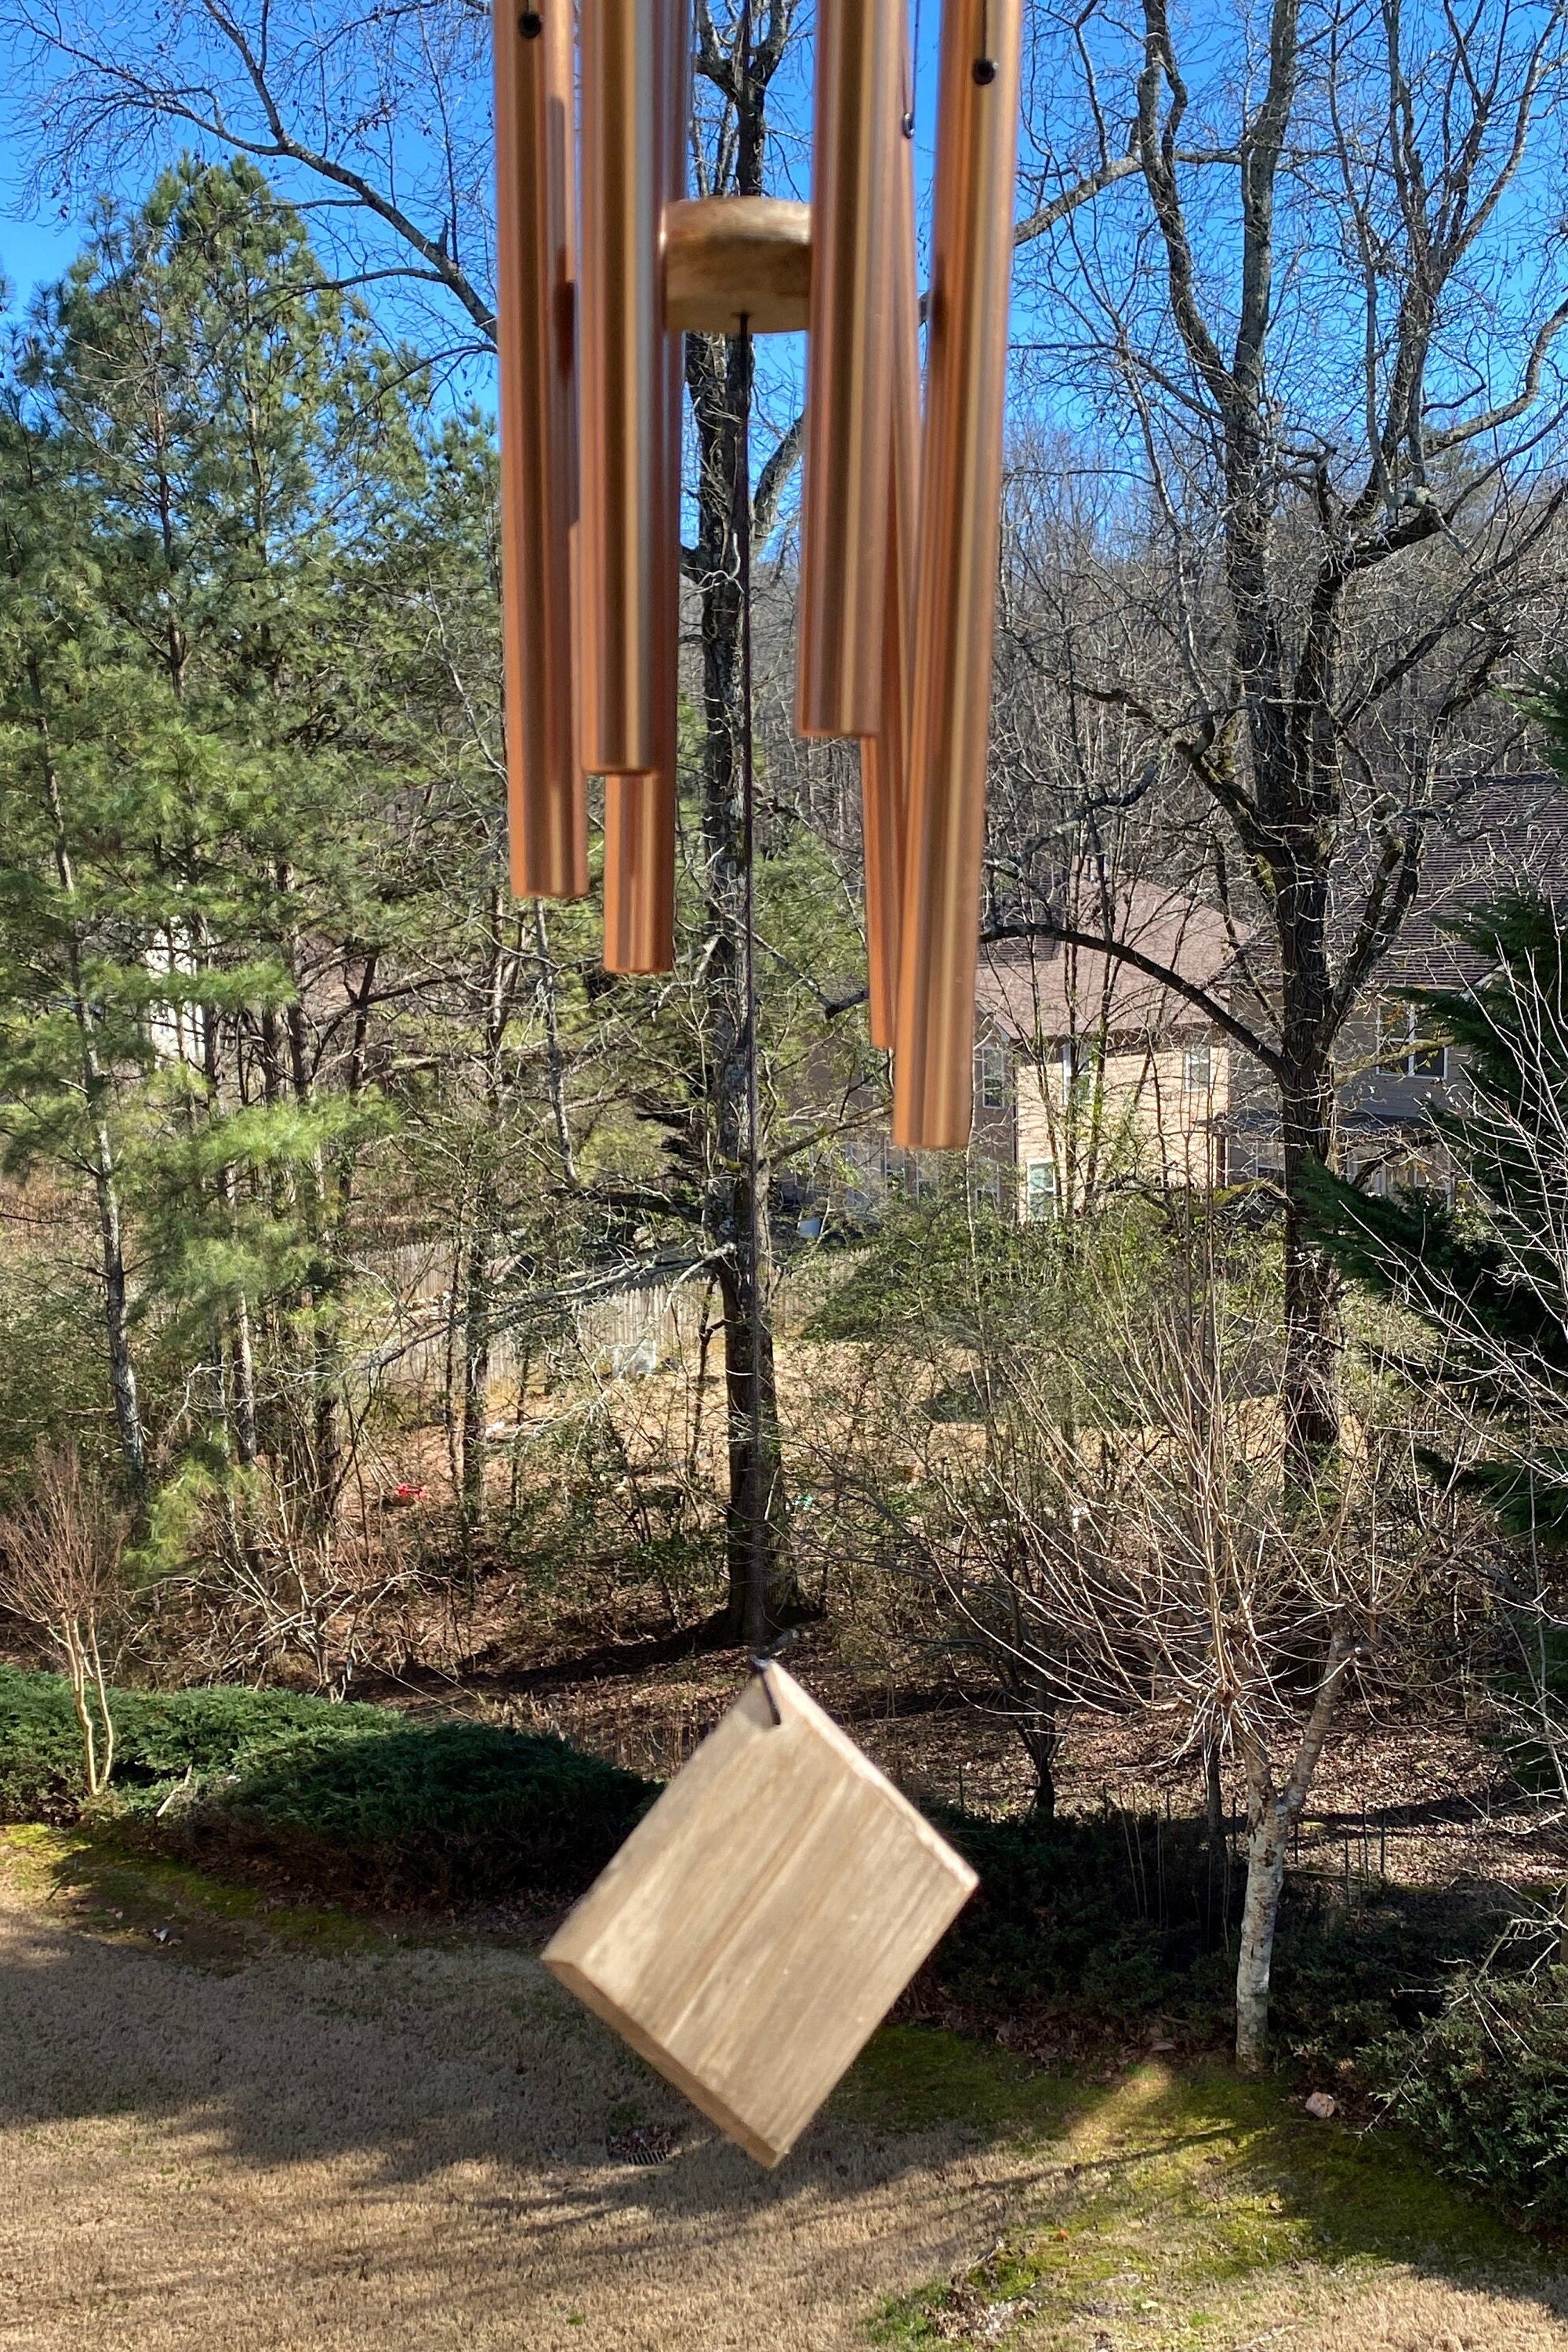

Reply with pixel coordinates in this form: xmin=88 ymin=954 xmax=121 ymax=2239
xmin=893 ymin=0 xmax=1022 ymax=1149
xmin=494 ymin=0 xmax=584 ymax=898
xmin=859 ymin=52 xmax=920 ymax=1052
xmin=604 ymin=0 xmax=689 ymax=974
xmin=796 ymin=0 xmax=906 ymax=741
xmin=579 ymin=0 xmax=666 ymax=777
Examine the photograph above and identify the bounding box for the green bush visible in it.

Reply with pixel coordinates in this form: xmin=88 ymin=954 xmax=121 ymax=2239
xmin=1370 ymin=1969 xmax=1568 ymax=2229
xmin=1269 ymin=1880 xmax=1513 ymax=2065
xmin=0 ymin=1666 xmax=655 ymax=1905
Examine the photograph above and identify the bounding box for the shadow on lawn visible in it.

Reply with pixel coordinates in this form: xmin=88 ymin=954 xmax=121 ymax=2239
xmin=0 ymin=1832 xmax=1069 ymax=2215
xmin=0 ymin=1840 xmax=1561 ymax=2352
xmin=869 ymin=2053 xmax=1568 ymax=2347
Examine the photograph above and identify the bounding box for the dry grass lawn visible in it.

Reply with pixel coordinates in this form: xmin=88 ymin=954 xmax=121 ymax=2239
xmin=0 ymin=1828 xmax=1563 ymax=2352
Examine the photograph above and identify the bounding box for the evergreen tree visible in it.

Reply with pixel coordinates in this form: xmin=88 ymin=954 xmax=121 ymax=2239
xmin=0 ymin=162 xmax=448 ymax=1525
xmin=1301 ymin=887 xmax=1568 ymax=1546
xmin=0 ymin=397 xmax=155 ymax=1488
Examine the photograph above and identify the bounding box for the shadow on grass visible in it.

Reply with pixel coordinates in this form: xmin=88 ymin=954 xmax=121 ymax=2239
xmin=0 ymin=1828 xmax=1066 ymax=2226
xmin=869 ymin=2055 xmax=1568 ymax=2347
xmin=0 ymin=1815 xmax=1561 ymax=2352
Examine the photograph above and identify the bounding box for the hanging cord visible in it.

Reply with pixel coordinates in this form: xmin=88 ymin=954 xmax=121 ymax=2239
xmin=725 ymin=0 xmax=772 ymax=1660
xmin=904 ymin=0 xmax=921 ymax=136
xmin=750 ymin=1628 xmax=800 ymax=1724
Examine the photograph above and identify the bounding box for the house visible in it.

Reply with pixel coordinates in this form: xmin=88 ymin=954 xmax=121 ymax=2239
xmin=1224 ymin=776 xmax=1568 ymax=1196
xmin=821 ymin=877 xmax=1236 ymax=1225
xmin=810 ymin=779 xmax=1568 ymax=1232
xmin=973 ymin=883 xmax=1236 ymax=1217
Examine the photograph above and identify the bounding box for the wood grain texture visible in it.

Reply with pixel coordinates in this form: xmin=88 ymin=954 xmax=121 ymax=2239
xmin=543 ymin=1664 xmax=978 ymax=2166
xmin=662 ymin=197 xmax=811 ymax=336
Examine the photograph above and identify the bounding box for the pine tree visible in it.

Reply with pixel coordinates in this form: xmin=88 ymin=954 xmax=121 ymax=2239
xmin=1 ymin=163 xmax=439 ymax=1521
xmin=1301 ymin=886 xmax=1568 ymax=1546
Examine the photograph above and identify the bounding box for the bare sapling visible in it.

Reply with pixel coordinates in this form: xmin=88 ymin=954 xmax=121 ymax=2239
xmin=842 ymin=1242 xmax=1417 ymax=2069
xmin=0 ymin=1447 xmax=131 ymax=1797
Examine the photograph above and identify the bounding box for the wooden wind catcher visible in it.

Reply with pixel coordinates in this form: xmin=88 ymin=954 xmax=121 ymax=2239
xmin=543 ymin=1664 xmax=977 ymax=2167
xmin=494 ymin=0 xmax=1024 ymax=1148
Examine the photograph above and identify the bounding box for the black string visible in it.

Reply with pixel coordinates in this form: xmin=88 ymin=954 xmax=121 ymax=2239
xmin=732 ymin=0 xmax=766 ymax=1661
xmin=734 ymin=307 xmax=767 ymax=1655
xmin=750 ymin=1629 xmax=800 ymax=1724
xmin=904 ymin=0 xmax=921 ymax=137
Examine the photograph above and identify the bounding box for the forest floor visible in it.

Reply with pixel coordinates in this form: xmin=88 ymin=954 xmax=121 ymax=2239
xmin=384 ymin=1619 xmax=1568 ymax=1899
xmin=2 ymin=1824 xmax=1565 ymax=2352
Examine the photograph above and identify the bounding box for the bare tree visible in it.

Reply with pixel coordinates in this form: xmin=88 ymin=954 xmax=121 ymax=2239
xmin=989 ymin=0 xmax=1568 ymax=1465
xmin=1307 ymin=891 xmax=1568 ymax=1922
xmin=804 ymin=1217 xmax=1421 ymax=2067
xmin=0 ymin=1447 xmax=130 ymax=1795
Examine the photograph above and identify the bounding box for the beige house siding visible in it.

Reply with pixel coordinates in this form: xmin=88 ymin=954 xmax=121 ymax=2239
xmin=1013 ymin=1033 xmax=1229 ymax=1213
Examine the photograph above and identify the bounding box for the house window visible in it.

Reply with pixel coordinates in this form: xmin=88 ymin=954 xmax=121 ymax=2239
xmin=1058 ymin=1038 xmax=1095 ymax=1094
xmin=1378 ymin=1004 xmax=1447 ymax=1081
xmin=1183 ymin=1039 xmax=1212 ymax=1094
xmin=976 ymin=1042 xmax=1007 ymax=1111
xmin=1025 ymin=1160 xmax=1058 ymax=1223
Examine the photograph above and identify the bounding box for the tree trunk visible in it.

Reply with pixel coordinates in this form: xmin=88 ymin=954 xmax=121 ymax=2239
xmin=461 ymin=1221 xmax=491 ymax=1535
xmin=28 ymin=681 xmax=146 ymax=1494
xmin=1236 ymin=1781 xmax=1290 ymax=2072
xmin=88 ymin=1135 xmax=144 ymax=1490
xmin=1204 ymin=1737 xmax=1225 ymax=1842
xmin=715 ymin=1204 xmax=788 ymax=1642
xmin=230 ymin=1287 xmax=260 ymax=1467
xmin=689 ymin=278 xmax=797 ymax=1642
xmin=1234 ymin=1625 xmax=1350 ymax=2067
xmin=1018 ymin=1712 xmax=1058 ymax=1818
xmin=1279 ymin=1036 xmax=1341 ymax=1469
xmin=273 ymin=868 xmax=343 ymax=1533
xmin=1008 ymin=1655 xmax=1059 ymax=1817
xmin=532 ymin=902 xmax=577 ymax=1182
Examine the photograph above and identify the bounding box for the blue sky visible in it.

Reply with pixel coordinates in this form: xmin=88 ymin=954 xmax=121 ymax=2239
xmin=0 ymin=207 xmax=79 ymax=310
xmin=0 ymin=5 xmax=943 ymax=322
xmin=3 ymin=0 xmax=1563 ymax=508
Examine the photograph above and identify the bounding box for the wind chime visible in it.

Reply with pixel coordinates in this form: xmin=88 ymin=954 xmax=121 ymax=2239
xmin=495 ymin=0 xmax=1022 ymax=1149
xmin=494 ymin=0 xmax=1019 ymax=2165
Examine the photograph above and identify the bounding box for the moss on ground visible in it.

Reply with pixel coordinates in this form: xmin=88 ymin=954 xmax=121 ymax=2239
xmin=3 ymin=1823 xmax=1557 ymax=2351
xmin=869 ymin=2053 xmax=1558 ymax=2348
xmin=0 ymin=1822 xmax=403 ymax=1962
xmin=837 ymin=2023 xmax=1082 ymax=2140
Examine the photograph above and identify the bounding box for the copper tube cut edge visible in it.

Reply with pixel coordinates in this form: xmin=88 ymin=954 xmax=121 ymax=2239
xmin=892 ymin=0 xmax=1023 ymax=1152
xmin=496 ymin=0 xmax=586 ymax=898
xmin=579 ymin=0 xmax=663 ymax=778
xmin=862 ymin=734 xmax=900 ymax=1053
xmin=603 ymin=774 xmax=677 ymax=972
xmin=797 ymin=0 xmax=903 ymax=742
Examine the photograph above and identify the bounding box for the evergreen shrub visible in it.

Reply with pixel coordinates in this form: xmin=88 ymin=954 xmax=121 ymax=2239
xmin=0 ymin=1667 xmax=654 ymax=1904
xmin=1370 ymin=1969 xmax=1568 ymax=2230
